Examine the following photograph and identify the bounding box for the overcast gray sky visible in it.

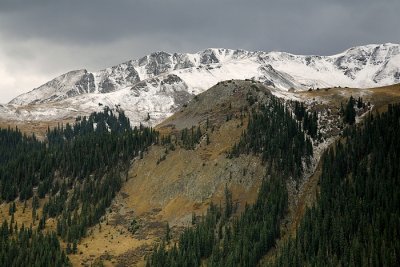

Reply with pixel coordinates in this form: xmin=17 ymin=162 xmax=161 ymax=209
xmin=0 ymin=0 xmax=399 ymax=103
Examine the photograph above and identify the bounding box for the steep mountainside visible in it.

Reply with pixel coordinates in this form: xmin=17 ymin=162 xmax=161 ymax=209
xmin=2 ymin=43 xmax=399 ymax=125
xmin=1 ymin=81 xmax=399 ymax=266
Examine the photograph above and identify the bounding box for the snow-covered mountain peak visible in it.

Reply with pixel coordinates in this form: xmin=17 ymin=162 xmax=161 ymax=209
xmin=4 ymin=43 xmax=400 ymax=125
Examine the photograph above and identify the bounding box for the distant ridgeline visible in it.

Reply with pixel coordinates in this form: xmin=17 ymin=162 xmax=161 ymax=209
xmin=0 ymin=107 xmax=158 ymax=265
xmin=147 ymin=94 xmax=315 ymax=266
xmin=269 ymin=104 xmax=400 ymax=267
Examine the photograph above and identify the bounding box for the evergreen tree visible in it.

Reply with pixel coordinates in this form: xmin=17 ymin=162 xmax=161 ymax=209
xmin=165 ymin=223 xmax=171 ymax=243
xmin=344 ymin=96 xmax=356 ymax=124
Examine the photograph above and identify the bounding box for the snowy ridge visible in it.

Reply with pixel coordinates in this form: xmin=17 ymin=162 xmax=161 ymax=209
xmin=3 ymin=43 xmax=400 ymax=125
xmin=10 ymin=69 xmax=96 ymax=105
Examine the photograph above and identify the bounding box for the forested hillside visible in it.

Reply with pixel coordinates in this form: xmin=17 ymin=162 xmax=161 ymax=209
xmin=269 ymin=104 xmax=400 ymax=266
xmin=0 ymin=107 xmax=158 ymax=266
xmin=0 ymin=221 xmax=69 ymax=266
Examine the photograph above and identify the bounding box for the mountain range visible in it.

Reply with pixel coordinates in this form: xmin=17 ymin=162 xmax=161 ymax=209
xmin=2 ymin=43 xmax=399 ymax=125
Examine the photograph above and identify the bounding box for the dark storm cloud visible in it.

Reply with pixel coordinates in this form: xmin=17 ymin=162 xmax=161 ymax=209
xmin=0 ymin=0 xmax=399 ymax=102
xmin=2 ymin=0 xmax=398 ymax=52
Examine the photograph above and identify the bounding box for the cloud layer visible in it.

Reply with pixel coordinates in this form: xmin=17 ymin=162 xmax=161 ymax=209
xmin=0 ymin=0 xmax=399 ymax=103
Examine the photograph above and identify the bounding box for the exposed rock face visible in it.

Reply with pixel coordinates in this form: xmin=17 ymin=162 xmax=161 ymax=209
xmin=142 ymin=51 xmax=174 ymax=76
xmin=200 ymin=49 xmax=220 ymax=64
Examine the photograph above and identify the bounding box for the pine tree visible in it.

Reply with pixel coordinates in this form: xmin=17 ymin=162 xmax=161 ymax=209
xmin=344 ymin=96 xmax=356 ymax=125
xmin=66 ymin=243 xmax=72 ymax=255
xmin=73 ymin=240 xmax=78 ymax=254
xmin=165 ymin=223 xmax=171 ymax=243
